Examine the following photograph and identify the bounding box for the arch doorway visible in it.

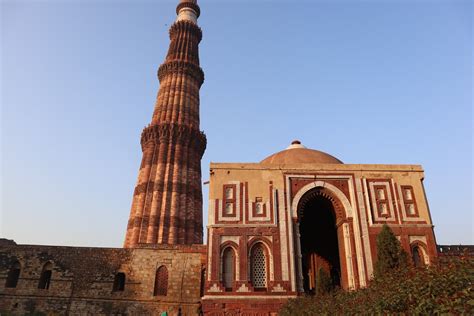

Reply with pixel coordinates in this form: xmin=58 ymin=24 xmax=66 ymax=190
xmin=298 ymin=189 xmax=341 ymax=294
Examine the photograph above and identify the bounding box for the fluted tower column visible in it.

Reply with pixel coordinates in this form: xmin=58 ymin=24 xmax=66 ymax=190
xmin=124 ymin=0 xmax=206 ymax=247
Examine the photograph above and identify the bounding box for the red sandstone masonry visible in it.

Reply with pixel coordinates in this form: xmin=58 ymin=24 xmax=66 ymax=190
xmin=124 ymin=0 xmax=206 ymax=247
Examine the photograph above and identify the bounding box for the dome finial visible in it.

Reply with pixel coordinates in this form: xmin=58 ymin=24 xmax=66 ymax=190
xmin=261 ymin=141 xmax=343 ymax=164
xmin=287 ymin=140 xmax=306 ymax=149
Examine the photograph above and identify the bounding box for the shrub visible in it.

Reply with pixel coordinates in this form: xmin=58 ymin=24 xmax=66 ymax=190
xmin=316 ymin=268 xmax=333 ymax=295
xmin=280 ymin=225 xmax=473 ymax=315
xmin=374 ymin=224 xmax=408 ymax=278
xmin=279 ymin=256 xmax=474 ymax=315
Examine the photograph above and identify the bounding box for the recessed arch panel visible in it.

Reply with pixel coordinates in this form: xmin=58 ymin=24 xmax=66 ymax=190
xmin=291 ymin=181 xmax=353 ymax=220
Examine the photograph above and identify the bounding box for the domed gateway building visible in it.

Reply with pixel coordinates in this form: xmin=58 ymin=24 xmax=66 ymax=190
xmin=1 ymin=1 xmax=438 ymax=315
xmin=203 ymin=140 xmax=436 ymax=314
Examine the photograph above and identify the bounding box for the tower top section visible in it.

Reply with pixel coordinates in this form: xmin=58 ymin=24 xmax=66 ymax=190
xmin=176 ymin=0 xmax=200 ymax=24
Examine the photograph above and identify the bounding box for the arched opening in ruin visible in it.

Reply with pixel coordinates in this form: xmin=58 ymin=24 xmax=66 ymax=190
xmin=298 ymin=190 xmax=341 ymax=294
xmin=5 ymin=261 xmax=21 ymax=288
xmin=38 ymin=262 xmax=53 ymax=290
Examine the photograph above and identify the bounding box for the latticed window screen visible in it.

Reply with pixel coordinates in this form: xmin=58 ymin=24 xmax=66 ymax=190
xmin=222 ymin=248 xmax=235 ymax=289
xmin=251 ymin=244 xmax=267 ymax=288
xmin=154 ymin=266 xmax=168 ymax=296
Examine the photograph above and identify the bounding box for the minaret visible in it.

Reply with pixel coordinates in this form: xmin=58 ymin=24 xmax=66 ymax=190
xmin=124 ymin=0 xmax=206 ymax=247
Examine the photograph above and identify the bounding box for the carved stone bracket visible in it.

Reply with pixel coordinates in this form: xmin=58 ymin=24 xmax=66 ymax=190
xmin=141 ymin=123 xmax=207 ymax=157
xmin=158 ymin=60 xmax=204 ymax=86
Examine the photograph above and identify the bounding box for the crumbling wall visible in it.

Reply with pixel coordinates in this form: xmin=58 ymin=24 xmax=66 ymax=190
xmin=0 ymin=241 xmax=206 ymax=315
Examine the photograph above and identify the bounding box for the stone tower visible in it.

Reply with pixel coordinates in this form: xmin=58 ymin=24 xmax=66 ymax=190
xmin=124 ymin=0 xmax=206 ymax=247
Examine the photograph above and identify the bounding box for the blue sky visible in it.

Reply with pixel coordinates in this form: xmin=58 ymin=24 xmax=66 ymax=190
xmin=1 ymin=0 xmax=472 ymax=247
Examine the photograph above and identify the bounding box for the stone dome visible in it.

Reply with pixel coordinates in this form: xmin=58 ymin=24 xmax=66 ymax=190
xmin=260 ymin=140 xmax=343 ymax=164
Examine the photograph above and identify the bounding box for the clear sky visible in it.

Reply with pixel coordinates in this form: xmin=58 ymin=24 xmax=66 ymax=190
xmin=1 ymin=0 xmax=472 ymax=247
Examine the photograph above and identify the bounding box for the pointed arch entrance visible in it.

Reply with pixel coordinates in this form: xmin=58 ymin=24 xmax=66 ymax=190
xmin=298 ymin=189 xmax=341 ymax=294
xmin=292 ymin=182 xmax=354 ymax=293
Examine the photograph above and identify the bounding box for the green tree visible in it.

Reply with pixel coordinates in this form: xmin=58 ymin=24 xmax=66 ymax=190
xmin=374 ymin=224 xmax=408 ymax=278
xmin=316 ymin=267 xmax=333 ymax=295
